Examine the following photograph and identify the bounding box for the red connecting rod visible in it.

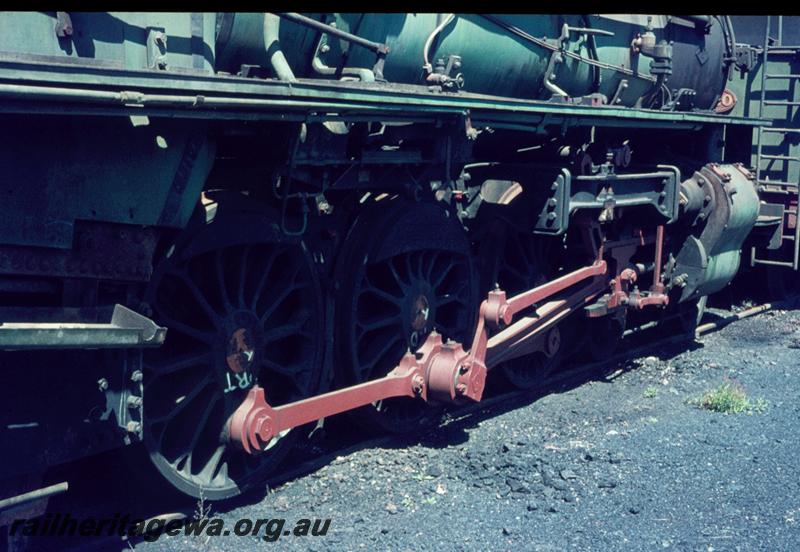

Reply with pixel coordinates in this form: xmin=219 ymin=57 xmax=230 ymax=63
xmin=229 ymin=260 xmax=608 ymax=454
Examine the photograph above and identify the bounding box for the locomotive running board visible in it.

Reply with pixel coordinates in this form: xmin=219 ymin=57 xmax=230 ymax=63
xmin=0 ymin=304 xmax=166 ymax=350
xmin=229 ymin=261 xmax=609 ymax=454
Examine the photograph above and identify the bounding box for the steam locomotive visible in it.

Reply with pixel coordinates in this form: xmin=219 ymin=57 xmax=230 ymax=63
xmin=0 ymin=12 xmax=796 ymax=519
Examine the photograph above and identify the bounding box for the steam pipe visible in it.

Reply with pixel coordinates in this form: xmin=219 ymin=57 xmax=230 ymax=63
xmin=264 ymin=13 xmax=296 ymax=82
xmin=311 ymin=55 xmax=375 ymax=82
xmin=278 ymin=12 xmax=388 ymax=55
xmin=277 ymin=12 xmax=389 ymax=81
xmin=311 ymin=32 xmax=375 ymax=83
xmin=544 ymin=77 xmax=569 ymax=98
xmin=423 ymin=14 xmax=455 ymax=74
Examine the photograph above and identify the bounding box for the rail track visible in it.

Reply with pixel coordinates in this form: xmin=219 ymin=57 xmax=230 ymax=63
xmin=11 ymin=292 xmax=794 ymax=552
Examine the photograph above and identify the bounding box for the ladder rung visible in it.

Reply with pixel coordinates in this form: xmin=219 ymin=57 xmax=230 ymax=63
xmin=766 ymin=74 xmax=800 ymax=79
xmin=758 ymin=187 xmax=800 ymax=196
xmin=763 ymin=101 xmax=800 ymax=106
xmin=752 ymin=257 xmax=796 ymax=268
xmin=762 ymin=127 xmax=800 ymax=133
xmin=760 ymin=154 xmax=800 ymax=161
xmin=757 ymin=179 xmax=799 ymax=187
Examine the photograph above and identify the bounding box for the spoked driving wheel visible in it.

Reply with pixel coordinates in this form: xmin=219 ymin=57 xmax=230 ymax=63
xmin=142 ymin=206 xmax=324 ymax=499
xmin=336 ymin=199 xmax=478 ymax=433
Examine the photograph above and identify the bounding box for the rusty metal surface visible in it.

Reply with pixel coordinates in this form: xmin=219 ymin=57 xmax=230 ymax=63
xmin=0 ymin=222 xmax=158 ymax=282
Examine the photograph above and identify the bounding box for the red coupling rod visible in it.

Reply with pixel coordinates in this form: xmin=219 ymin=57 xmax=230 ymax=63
xmin=229 ymin=260 xmax=609 ymax=454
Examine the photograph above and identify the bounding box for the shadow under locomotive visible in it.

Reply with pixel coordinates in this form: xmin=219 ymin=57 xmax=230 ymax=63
xmin=5 ymin=312 xmax=724 ymax=552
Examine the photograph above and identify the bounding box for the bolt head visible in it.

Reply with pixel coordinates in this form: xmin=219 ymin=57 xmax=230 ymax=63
xmin=412 ymin=375 xmax=425 ymax=395
xmin=255 ymin=415 xmax=273 ymax=441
